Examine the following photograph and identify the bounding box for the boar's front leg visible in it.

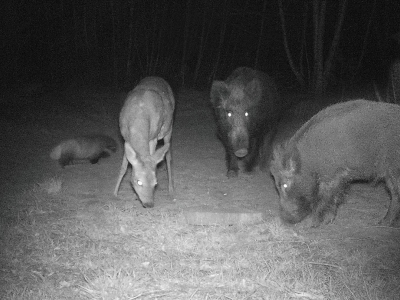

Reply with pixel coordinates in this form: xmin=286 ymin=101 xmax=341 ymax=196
xmin=244 ymin=136 xmax=261 ymax=173
xmin=379 ymin=171 xmax=400 ymax=227
xmin=311 ymin=168 xmax=351 ymax=228
xmin=226 ymin=149 xmax=239 ymax=178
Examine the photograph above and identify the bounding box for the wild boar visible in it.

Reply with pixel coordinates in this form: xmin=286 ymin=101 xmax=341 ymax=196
xmin=270 ymin=99 xmax=400 ymax=227
xmin=211 ymin=67 xmax=280 ymax=177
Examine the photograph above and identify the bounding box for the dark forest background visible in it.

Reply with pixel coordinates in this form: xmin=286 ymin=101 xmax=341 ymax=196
xmin=1 ymin=0 xmax=399 ymax=95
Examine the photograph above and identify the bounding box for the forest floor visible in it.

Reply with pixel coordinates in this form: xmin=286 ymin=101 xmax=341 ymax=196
xmin=0 ymin=85 xmax=399 ymax=299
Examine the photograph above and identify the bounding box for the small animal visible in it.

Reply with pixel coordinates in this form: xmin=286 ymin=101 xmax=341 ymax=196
xmin=270 ymin=99 xmax=400 ymax=227
xmin=210 ymin=67 xmax=281 ymax=178
xmin=50 ymin=134 xmax=117 ymax=168
xmin=114 ymin=76 xmax=175 ymax=208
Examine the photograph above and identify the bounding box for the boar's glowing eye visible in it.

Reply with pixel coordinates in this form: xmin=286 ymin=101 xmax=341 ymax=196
xmin=137 ymin=180 xmax=143 ymax=186
xmin=244 ymin=111 xmax=249 ymax=117
xmin=227 ymin=112 xmax=232 ymax=117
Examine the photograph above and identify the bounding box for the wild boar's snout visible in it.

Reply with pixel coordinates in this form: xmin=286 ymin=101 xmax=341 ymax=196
xmin=230 ymin=126 xmax=249 ymax=157
xmin=232 ymin=136 xmax=249 ymax=157
xmin=235 ymin=148 xmax=248 ymax=157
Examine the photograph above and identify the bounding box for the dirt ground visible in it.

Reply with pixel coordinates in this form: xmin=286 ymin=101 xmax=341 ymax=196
xmin=1 ymin=86 xmax=400 ymax=298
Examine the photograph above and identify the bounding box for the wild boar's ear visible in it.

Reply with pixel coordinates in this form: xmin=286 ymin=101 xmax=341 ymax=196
xmin=210 ymin=81 xmax=228 ymax=105
xmin=245 ymin=78 xmax=261 ymax=99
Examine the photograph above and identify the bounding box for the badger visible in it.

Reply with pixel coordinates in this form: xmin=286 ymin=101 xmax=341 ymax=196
xmin=50 ymin=134 xmax=117 ymax=168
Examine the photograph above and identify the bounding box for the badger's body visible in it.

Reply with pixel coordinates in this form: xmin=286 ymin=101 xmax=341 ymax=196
xmin=50 ymin=134 xmax=117 ymax=167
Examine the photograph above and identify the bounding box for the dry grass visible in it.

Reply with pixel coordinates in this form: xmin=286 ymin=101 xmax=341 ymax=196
xmin=1 ymin=184 xmax=397 ymax=300
xmin=33 ymin=178 xmax=63 ymax=195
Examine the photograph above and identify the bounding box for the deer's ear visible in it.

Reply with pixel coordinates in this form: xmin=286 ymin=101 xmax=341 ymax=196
xmin=153 ymin=143 xmax=170 ymax=164
xmin=125 ymin=143 xmax=140 ymax=168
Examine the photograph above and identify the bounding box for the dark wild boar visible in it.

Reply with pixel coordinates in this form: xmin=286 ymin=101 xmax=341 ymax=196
xmin=270 ymin=99 xmax=400 ymax=227
xmin=210 ymin=67 xmax=280 ymax=178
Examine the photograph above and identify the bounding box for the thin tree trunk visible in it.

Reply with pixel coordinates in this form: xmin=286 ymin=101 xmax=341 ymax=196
xmin=126 ymin=0 xmax=135 ymax=80
xmin=93 ymin=3 xmax=97 ymax=50
xmin=181 ymin=0 xmax=192 ymax=86
xmin=83 ymin=2 xmax=90 ymax=57
xmin=193 ymin=0 xmax=211 ymax=83
xmin=59 ymin=0 xmax=65 ymax=41
xmin=321 ymin=0 xmax=348 ymax=92
xmin=278 ymin=0 xmax=305 ymax=88
xmin=299 ymin=1 xmax=310 ymax=82
xmin=255 ymin=0 xmax=267 ymax=69
xmin=211 ymin=0 xmax=229 ymax=82
xmin=143 ymin=8 xmax=150 ymax=75
xmin=230 ymin=0 xmax=250 ymax=70
xmin=72 ymin=6 xmax=79 ymax=55
xmin=349 ymin=0 xmax=374 ymax=84
xmin=134 ymin=16 xmax=144 ymax=75
xmin=312 ymin=0 xmax=327 ymax=96
xmin=388 ymin=60 xmax=400 ymax=103
xmin=155 ymin=4 xmax=167 ymax=76
xmin=110 ymin=0 xmax=118 ymax=88
xmin=148 ymin=1 xmax=158 ymax=74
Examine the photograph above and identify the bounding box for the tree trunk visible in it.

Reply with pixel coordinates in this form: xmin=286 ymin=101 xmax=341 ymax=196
xmin=321 ymin=0 xmax=348 ymax=93
xmin=181 ymin=0 xmax=192 ymax=86
xmin=229 ymin=0 xmax=250 ymax=72
xmin=110 ymin=0 xmax=118 ymax=88
xmin=126 ymin=1 xmax=133 ymax=80
xmin=279 ymin=0 xmax=348 ymax=95
xmin=210 ymin=0 xmax=229 ymax=82
xmin=193 ymin=1 xmax=214 ymax=83
xmin=299 ymin=1 xmax=310 ymax=82
xmin=278 ymin=0 xmax=305 ymax=88
xmin=255 ymin=0 xmax=267 ymax=69
xmin=312 ymin=0 xmax=327 ymax=96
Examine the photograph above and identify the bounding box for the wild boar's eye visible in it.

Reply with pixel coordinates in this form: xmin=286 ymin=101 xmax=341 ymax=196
xmin=227 ymin=112 xmax=232 ymax=117
xmin=244 ymin=111 xmax=249 ymax=117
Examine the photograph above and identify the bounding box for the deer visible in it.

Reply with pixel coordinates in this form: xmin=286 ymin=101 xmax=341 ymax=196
xmin=114 ymin=77 xmax=175 ymax=208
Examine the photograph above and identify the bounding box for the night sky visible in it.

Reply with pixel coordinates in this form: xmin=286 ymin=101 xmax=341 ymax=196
xmin=1 ymin=0 xmax=399 ymax=92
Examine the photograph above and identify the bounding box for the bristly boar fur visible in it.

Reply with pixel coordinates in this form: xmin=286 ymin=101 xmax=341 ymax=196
xmin=210 ymin=67 xmax=281 ymax=178
xmin=50 ymin=134 xmax=117 ymax=168
xmin=270 ymin=99 xmax=400 ymax=227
